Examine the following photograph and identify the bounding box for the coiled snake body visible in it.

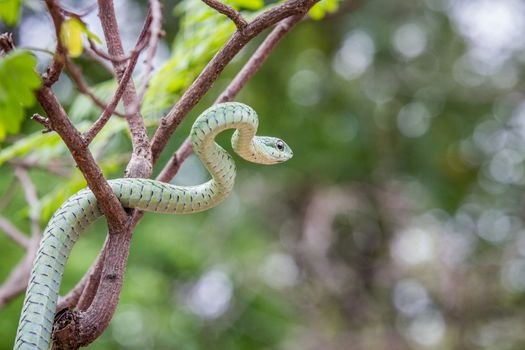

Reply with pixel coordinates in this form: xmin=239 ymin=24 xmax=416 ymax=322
xmin=14 ymin=102 xmax=293 ymax=350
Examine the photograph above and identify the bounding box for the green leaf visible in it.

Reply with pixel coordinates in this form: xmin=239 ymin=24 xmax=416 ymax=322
xmin=0 ymin=0 xmax=22 ymax=25
xmin=0 ymin=50 xmax=41 ymax=141
xmin=309 ymin=0 xmax=340 ymax=20
xmin=61 ymin=18 xmax=85 ymax=57
xmin=225 ymin=0 xmax=264 ymax=10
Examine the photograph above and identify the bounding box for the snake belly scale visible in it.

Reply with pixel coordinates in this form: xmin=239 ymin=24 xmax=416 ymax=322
xmin=14 ymin=102 xmax=293 ymax=350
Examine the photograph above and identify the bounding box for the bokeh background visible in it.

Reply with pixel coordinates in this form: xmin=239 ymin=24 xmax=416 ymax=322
xmin=2 ymin=0 xmax=525 ymax=349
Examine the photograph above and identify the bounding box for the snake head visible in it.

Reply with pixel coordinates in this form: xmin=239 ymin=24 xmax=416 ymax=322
xmin=254 ymin=136 xmax=294 ymax=164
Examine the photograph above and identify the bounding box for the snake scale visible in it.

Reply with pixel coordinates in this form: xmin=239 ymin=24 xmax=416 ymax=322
xmin=14 ymin=102 xmax=293 ymax=350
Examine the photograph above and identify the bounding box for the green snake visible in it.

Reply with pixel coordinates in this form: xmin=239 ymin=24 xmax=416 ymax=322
xmin=14 ymin=102 xmax=293 ymax=350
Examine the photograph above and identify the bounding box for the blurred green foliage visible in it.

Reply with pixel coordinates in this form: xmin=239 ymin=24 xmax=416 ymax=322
xmin=0 ymin=50 xmax=40 ymax=140
xmin=0 ymin=0 xmax=21 ymax=26
xmin=3 ymin=0 xmax=525 ymax=349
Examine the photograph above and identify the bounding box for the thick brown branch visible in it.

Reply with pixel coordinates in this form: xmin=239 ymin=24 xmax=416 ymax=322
xmin=202 ymin=0 xmax=248 ymax=31
xmin=98 ymin=1 xmax=153 ymax=179
xmin=150 ymin=0 xmax=318 ymax=164
xmin=64 ymin=57 xmax=126 ymax=118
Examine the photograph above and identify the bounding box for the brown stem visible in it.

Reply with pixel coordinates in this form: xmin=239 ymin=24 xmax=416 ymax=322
xmin=202 ymin=0 xmax=248 ymax=31
xmin=87 ymin=39 xmax=132 ymax=64
xmin=98 ymin=1 xmax=153 ymax=179
xmin=83 ymin=25 xmax=150 ymax=144
xmin=31 ymin=113 xmax=52 ymax=133
xmin=64 ymin=57 xmax=126 ymax=118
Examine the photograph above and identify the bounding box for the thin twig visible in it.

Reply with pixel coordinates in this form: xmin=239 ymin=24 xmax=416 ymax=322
xmin=64 ymin=56 xmax=127 ymax=118
xmin=60 ymin=2 xmax=98 ymax=17
xmin=14 ymin=167 xmax=41 ymax=237
xmin=202 ymin=0 xmax=248 ymax=31
xmin=83 ymin=20 xmax=151 ymax=144
xmin=84 ymin=45 xmax=116 ymax=76
xmin=88 ymin=39 xmax=131 ymax=64
xmin=31 ymin=113 xmax=53 ymax=133
xmin=0 ymin=217 xmax=30 ymax=249
xmin=10 ymin=158 xmax=72 ymax=177
xmin=98 ymin=2 xmax=153 ymax=179
xmin=132 ymin=0 xmax=163 ymax=114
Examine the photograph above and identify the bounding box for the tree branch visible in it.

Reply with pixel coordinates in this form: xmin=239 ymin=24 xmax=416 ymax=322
xmin=31 ymin=113 xmax=53 ymax=133
xmin=64 ymin=57 xmax=126 ymax=118
xmin=150 ymin=0 xmax=318 ymax=164
xmin=97 ymin=1 xmax=153 ymax=179
xmin=202 ymin=0 xmax=248 ymax=31
xmin=82 ymin=23 xmax=151 ymax=144
xmin=87 ymin=39 xmax=133 ymax=64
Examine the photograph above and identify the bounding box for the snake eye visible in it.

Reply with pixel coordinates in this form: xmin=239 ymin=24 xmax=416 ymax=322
xmin=276 ymin=140 xmax=285 ymax=151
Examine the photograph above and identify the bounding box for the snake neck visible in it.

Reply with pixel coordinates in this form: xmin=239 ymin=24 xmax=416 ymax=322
xmin=191 ymin=103 xmax=258 ymax=198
